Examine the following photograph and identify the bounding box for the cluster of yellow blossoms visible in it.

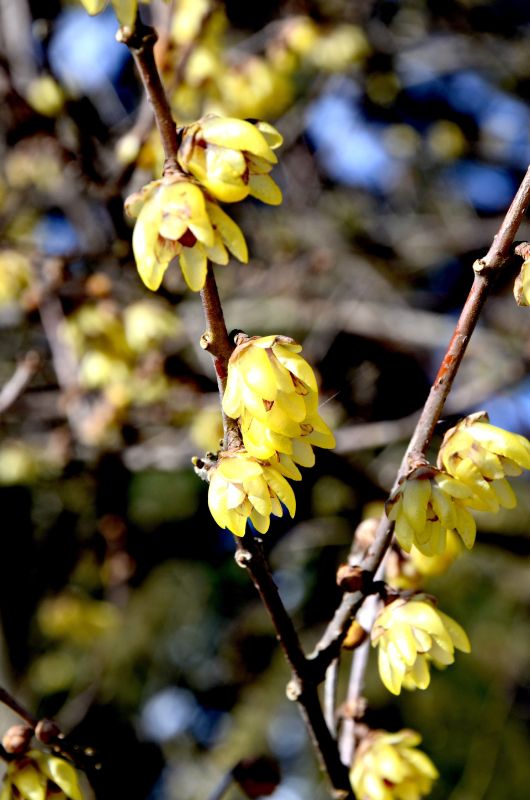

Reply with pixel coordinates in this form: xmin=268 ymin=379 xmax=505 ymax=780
xmin=350 ymin=729 xmax=438 ymax=800
xmin=1 ymin=749 xmax=84 ymax=800
xmin=387 ymin=413 xmax=530 ymax=557
xmin=371 ymin=595 xmax=470 ymax=695
xmin=125 ymin=117 xmax=282 ymax=292
xmin=208 ymin=335 xmax=335 ymax=536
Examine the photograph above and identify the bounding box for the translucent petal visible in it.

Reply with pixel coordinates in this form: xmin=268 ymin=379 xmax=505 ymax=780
xmin=493 ymin=477 xmax=517 ymax=509
xmin=246 ymin=476 xmax=272 ymax=517
xmin=248 ymin=174 xmax=283 ymax=205
xmin=205 ymin=234 xmax=229 ymax=265
xmin=378 ymin=644 xmax=403 ymax=695
xmin=394 ymin=515 xmax=415 ymax=552
xmin=12 ymin=766 xmax=46 ymax=800
xmin=273 ymin=453 xmax=302 ymax=481
xmin=391 ymin=622 xmax=419 ymax=666
xmin=291 ymin=437 xmax=315 ymax=468
xmin=227 ymin=507 xmax=248 ymax=537
xmin=39 ymin=756 xmax=83 ymax=800
xmin=435 ymin=473 xmax=473 ymax=499
xmin=263 ymin=467 xmax=296 ymax=517
xmin=158 ymin=213 xmax=188 ymax=241
xmin=207 ymin=202 xmax=248 ymax=263
xmin=226 ymin=481 xmax=246 ymax=510
xmin=276 ymin=389 xmax=307 ymax=422
xmin=202 ymin=116 xmax=276 ymax=160
xmin=362 ymin=771 xmax=392 ymax=800
xmin=133 ymin=201 xmax=168 ymax=291
xmin=376 ymin=744 xmax=408 ymax=783
xmin=112 ymin=0 xmax=138 ymax=27
xmin=470 ymin=423 xmax=530 ymax=469
xmin=402 ymin=478 xmax=431 ymax=534
xmin=306 ymin=414 xmax=335 ymax=449
xmin=206 ymin=145 xmax=247 ymax=180
xmin=404 ymin=749 xmax=439 ymax=780
xmin=255 ymin=120 xmax=284 ymax=150
xmin=454 ymin=504 xmax=476 ymax=549
xmin=430 ymin=485 xmax=455 ymax=527
xmin=80 ymin=0 xmax=107 ymax=14
xmin=222 ymin=369 xmax=243 ymax=419
xmin=179 ymin=246 xmax=208 ymax=291
xmin=218 ymin=455 xmax=263 ymax=481
xmin=239 ymin=346 xmax=279 ymax=401
xmin=407 ymin=654 xmax=431 ymax=690
xmin=272 ymin=345 xmax=318 ymax=391
xmin=469 ymin=447 xmax=504 ymax=480
xmin=250 ymin=508 xmax=271 ymax=533
xmin=438 ymin=611 xmax=471 ymax=653
xmin=429 ymin=640 xmax=455 ymax=666
xmin=395 ymin=602 xmax=447 ymax=637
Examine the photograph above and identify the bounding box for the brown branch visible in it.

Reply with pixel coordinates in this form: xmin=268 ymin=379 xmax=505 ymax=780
xmin=117 ymin=16 xmax=179 ymax=173
xmin=121 ymin=15 xmax=353 ymax=797
xmin=308 ymin=165 xmax=530 ymax=678
xmin=0 ymin=351 xmax=40 ymax=415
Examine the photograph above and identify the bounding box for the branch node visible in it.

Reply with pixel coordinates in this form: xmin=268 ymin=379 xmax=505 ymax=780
xmin=235 ymin=548 xmax=252 ymax=569
xmin=286 ymin=678 xmax=302 ymax=701
xmin=200 ymin=331 xmax=213 ymax=351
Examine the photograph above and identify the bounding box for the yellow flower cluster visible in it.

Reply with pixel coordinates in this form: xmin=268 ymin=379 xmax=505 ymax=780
xmin=176 ymin=116 xmax=283 ymax=205
xmin=371 ymin=595 xmax=470 ymax=695
xmin=350 ymin=729 xmax=438 ymax=800
xmin=223 ymin=335 xmax=335 ymax=476
xmin=125 ymin=118 xmax=282 ymax=293
xmin=438 ymin=412 xmax=530 ymax=512
xmin=208 ymin=335 xmax=334 ymax=536
xmin=386 ymin=466 xmax=475 ymax=556
xmin=387 ymin=414 xmax=530 ymax=559
xmin=208 ymin=450 xmax=296 ymax=537
xmin=0 ymin=750 xmax=84 ymax=800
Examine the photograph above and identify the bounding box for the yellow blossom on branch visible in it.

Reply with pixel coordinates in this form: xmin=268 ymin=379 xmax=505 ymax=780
xmin=438 ymin=411 xmax=530 ymax=512
xmin=125 ymin=176 xmax=248 ymax=291
xmin=350 ymin=729 xmax=438 ymax=800
xmin=371 ymin=595 xmax=470 ymax=695
xmin=514 ymin=258 xmax=530 ymax=306
xmin=222 ymin=335 xmax=335 ymax=467
xmin=176 ymin=115 xmax=283 ymax=204
xmin=386 ymin=529 xmax=463 ymax=590
xmin=208 ymin=450 xmax=296 ymax=537
xmin=386 ymin=465 xmax=476 ymax=556
xmin=0 ymin=749 xmax=84 ymax=800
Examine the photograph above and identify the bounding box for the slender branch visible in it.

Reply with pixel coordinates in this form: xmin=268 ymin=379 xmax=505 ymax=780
xmin=309 ymin=165 xmax=530 ymax=676
xmin=121 ymin=15 xmax=352 ymax=796
xmin=0 ymin=351 xmax=40 ymax=415
xmin=117 ymin=17 xmax=179 ymax=172
xmin=0 ymin=687 xmax=37 ymax=727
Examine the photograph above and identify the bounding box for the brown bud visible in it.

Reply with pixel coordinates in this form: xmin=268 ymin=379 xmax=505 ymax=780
xmin=336 ymin=564 xmax=372 ymax=593
xmin=2 ymin=724 xmax=33 ymax=754
xmin=343 ymin=620 xmax=368 ymax=650
xmin=233 ymin=756 xmax=281 ymax=799
xmin=35 ymin=718 xmax=62 ymax=744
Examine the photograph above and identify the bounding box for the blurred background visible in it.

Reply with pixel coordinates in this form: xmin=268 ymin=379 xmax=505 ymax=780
xmin=0 ymin=0 xmax=530 ymax=798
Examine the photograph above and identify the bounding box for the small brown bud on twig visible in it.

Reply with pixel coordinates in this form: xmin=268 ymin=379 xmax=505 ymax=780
xmin=35 ymin=718 xmax=62 ymax=745
xmin=342 ymin=620 xmax=368 ymax=650
xmin=2 ymin=724 xmax=33 ymax=754
xmin=336 ymin=564 xmax=372 ymax=593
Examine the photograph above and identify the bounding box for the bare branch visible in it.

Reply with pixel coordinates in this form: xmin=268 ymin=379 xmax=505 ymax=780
xmin=0 ymin=351 xmax=40 ymax=415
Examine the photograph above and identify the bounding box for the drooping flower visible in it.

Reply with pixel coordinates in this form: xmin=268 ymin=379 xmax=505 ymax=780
xmin=0 ymin=749 xmax=84 ymax=800
xmin=438 ymin=412 xmax=530 ymax=513
xmin=176 ymin=115 xmax=283 ymax=204
xmin=350 ymin=729 xmax=438 ymax=800
xmin=371 ymin=595 xmax=470 ymax=695
xmin=386 ymin=465 xmax=476 ymax=556
xmin=125 ymin=176 xmax=248 ymax=291
xmin=222 ymin=335 xmax=335 ymax=465
xmin=208 ymin=450 xmax=296 ymax=537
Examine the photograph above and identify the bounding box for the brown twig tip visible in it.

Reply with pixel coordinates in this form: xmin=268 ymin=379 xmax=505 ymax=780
xmin=35 ymin=719 xmax=63 ymax=745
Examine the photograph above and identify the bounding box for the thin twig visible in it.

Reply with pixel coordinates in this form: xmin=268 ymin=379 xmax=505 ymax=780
xmin=308 ymin=165 xmax=530 ymax=678
xmin=0 ymin=351 xmax=40 ymax=415
xmin=121 ymin=16 xmax=353 ymax=797
xmin=0 ymin=687 xmax=37 ymax=727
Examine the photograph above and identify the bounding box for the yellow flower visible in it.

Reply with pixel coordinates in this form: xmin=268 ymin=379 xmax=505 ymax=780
xmin=386 ymin=530 xmax=463 ymax=590
xmin=0 ymin=250 xmax=34 ymax=306
xmin=176 ymin=115 xmax=283 ymax=204
xmin=0 ymin=749 xmax=84 ymax=800
xmin=222 ymin=335 xmax=335 ymax=465
xmin=213 ymin=56 xmax=294 ymax=120
xmin=125 ymin=176 xmax=248 ymax=291
xmin=438 ymin=412 xmax=530 ymax=513
xmin=371 ymin=596 xmax=470 ymax=695
xmin=208 ymin=450 xmax=295 ymax=537
xmin=514 ymin=258 xmax=530 ymax=306
xmin=350 ymin=729 xmax=438 ymax=800
xmin=386 ymin=466 xmax=476 ymax=556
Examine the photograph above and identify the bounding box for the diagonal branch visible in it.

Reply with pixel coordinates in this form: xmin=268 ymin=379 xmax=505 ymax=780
xmin=308 ymin=165 xmax=530 ymax=678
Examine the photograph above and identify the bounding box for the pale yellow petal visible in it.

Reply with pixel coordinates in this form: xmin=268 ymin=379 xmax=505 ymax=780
xmin=248 ymin=173 xmax=283 ymax=205
xmin=179 ymin=246 xmax=208 ymax=291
